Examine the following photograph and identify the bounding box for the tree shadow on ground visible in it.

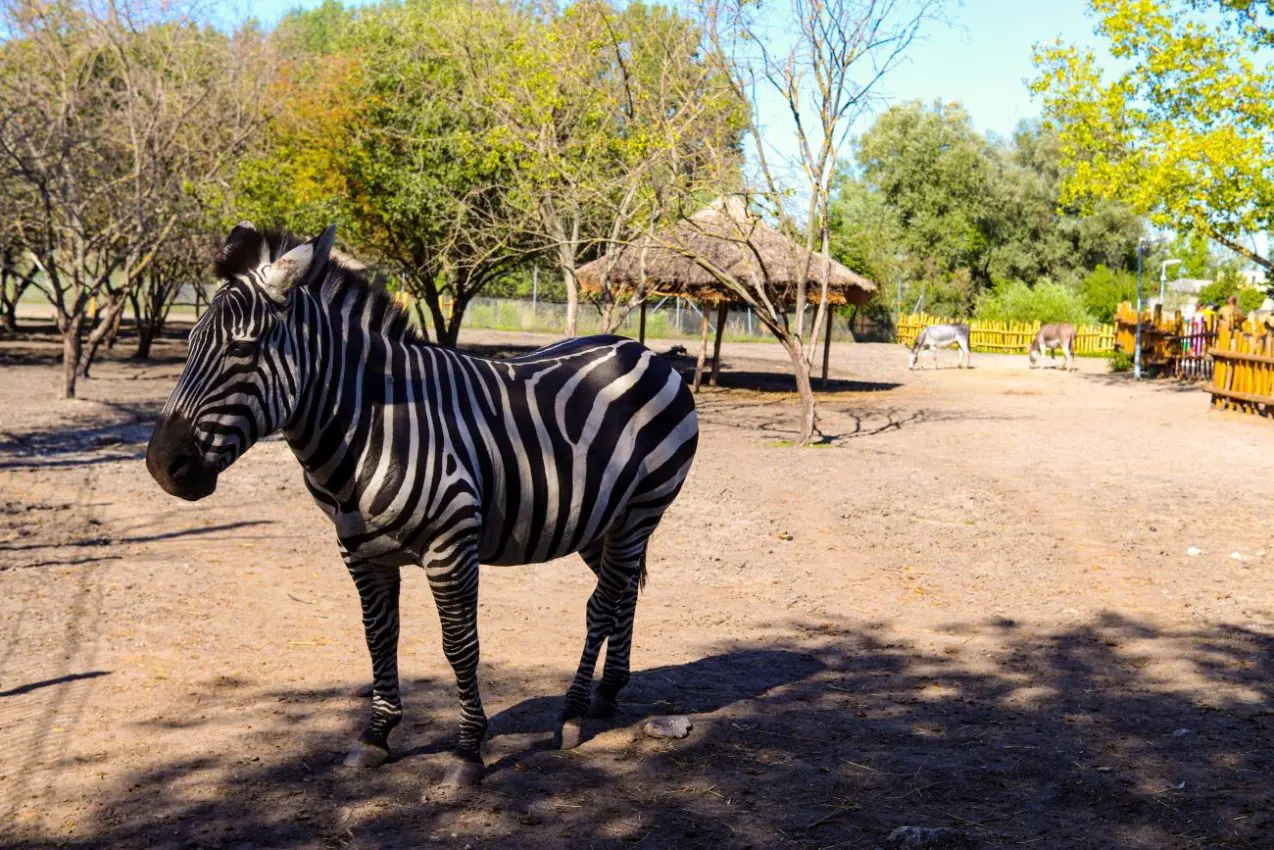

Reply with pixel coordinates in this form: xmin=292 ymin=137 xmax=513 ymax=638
xmin=694 ymin=397 xmax=1024 ymax=446
xmin=0 ymin=401 xmax=161 ymax=471
xmin=7 ymin=613 xmax=1272 ymax=849
xmin=1080 ymin=372 xmax=1211 ymax=395
xmin=703 ymin=371 xmax=901 ymax=395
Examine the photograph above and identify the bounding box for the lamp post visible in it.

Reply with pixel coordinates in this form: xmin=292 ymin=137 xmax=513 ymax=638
xmin=1135 ymin=236 xmax=1167 ymax=380
xmin=1136 ymin=241 xmax=1145 ymax=380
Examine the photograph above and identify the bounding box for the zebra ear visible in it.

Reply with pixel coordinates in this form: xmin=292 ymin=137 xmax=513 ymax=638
xmin=215 ymin=221 xmax=268 ymax=280
xmin=259 ymin=225 xmax=337 ymax=306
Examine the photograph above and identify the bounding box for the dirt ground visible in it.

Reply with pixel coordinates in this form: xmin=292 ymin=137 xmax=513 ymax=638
xmin=2 ymin=326 xmax=1273 ymax=850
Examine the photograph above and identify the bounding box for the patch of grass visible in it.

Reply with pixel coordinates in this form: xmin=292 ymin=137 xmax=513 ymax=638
xmin=1108 ymin=350 xmax=1134 ymax=373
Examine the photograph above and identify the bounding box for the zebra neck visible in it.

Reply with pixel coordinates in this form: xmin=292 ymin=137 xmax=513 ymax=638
xmin=282 ymin=293 xmax=430 ymax=506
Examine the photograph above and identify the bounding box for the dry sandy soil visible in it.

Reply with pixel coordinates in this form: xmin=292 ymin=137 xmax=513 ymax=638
xmin=2 ymin=326 xmax=1273 ymax=850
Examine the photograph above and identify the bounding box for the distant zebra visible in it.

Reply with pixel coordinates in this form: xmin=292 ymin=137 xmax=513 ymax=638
xmin=146 ymin=224 xmax=699 ymax=788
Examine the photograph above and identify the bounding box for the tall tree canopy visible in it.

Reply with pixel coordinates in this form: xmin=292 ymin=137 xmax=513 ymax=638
xmin=835 ymin=101 xmax=1143 ymax=315
xmin=1032 ymin=0 xmax=1274 ymax=271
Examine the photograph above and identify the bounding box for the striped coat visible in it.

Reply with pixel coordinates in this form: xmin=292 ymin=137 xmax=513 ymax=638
xmin=147 ymin=224 xmax=698 ymax=786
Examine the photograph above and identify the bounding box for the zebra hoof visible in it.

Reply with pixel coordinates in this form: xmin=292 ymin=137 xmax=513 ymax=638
xmin=343 ymin=741 xmax=389 ymax=768
xmin=556 ymin=717 xmax=587 ymax=750
xmin=587 ymin=697 xmax=619 ymax=719
xmin=440 ymin=757 xmax=485 ymax=788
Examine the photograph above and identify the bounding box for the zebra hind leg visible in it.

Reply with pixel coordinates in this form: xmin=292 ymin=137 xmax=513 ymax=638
xmin=343 ymin=560 xmax=403 ymax=769
xmin=425 ymin=538 xmax=487 ymax=788
xmin=557 ymin=533 xmax=647 ymax=749
xmin=590 ymin=568 xmax=641 ymax=719
xmin=575 ymin=538 xmax=640 ymax=720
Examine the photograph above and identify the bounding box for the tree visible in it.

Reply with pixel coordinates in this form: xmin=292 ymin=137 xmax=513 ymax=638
xmin=851 ymin=100 xmax=998 ymax=314
xmin=471 ymin=0 xmax=745 ymax=337
xmin=1080 ymin=265 xmax=1137 ymax=323
xmin=1199 ymin=270 xmax=1266 ymax=313
xmin=0 ymin=0 xmax=266 ymax=396
xmin=1032 ymin=0 xmax=1274 ymax=272
xmin=236 ymin=0 xmax=538 ymax=348
xmin=841 ymin=108 xmax=1143 ymax=317
xmin=699 ymin=0 xmax=945 ymax=445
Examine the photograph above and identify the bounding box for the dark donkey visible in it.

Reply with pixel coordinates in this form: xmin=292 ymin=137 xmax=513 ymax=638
xmin=1029 ymin=322 xmax=1077 ymax=370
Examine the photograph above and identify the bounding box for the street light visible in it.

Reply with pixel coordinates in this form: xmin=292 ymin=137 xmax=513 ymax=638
xmin=1135 ymin=236 xmax=1167 ymax=380
xmin=1159 ymin=258 xmax=1182 ymax=303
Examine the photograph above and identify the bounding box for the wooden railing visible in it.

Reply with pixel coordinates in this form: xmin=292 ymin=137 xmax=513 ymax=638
xmin=1113 ymin=303 xmax=1216 ymax=380
xmin=1210 ymin=322 xmax=1274 ymax=415
xmin=896 ymin=314 xmax=1114 ymax=355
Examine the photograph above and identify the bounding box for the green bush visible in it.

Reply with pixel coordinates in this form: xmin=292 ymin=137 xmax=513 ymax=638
xmin=1080 ymin=265 xmax=1137 ymax=323
xmin=1109 ymin=350 xmax=1133 ymax=373
xmin=973 ymin=279 xmax=1096 ymax=325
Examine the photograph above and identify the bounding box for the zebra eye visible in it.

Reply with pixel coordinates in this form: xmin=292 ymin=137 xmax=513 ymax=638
xmin=226 ymin=338 xmax=257 ymax=358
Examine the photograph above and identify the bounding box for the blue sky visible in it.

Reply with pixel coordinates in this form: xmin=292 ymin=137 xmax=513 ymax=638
xmin=248 ymin=0 xmax=1107 ymax=140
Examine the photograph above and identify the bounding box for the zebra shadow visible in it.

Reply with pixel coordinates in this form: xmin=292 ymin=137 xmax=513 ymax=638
xmin=394 ymin=648 xmax=824 ymax=770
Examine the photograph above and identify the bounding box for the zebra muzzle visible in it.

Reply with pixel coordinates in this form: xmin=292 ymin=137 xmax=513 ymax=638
xmin=146 ymin=414 xmax=218 ymax=501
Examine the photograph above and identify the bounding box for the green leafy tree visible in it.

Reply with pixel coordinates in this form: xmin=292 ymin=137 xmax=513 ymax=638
xmin=853 ymin=101 xmax=999 ymax=312
xmin=236 ymin=0 xmax=538 ymax=347
xmin=1032 ymin=0 xmax=1274 ymax=272
xmin=1079 ymin=265 xmax=1136 ymax=323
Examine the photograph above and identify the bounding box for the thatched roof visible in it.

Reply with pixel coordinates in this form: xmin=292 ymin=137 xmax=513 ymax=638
xmin=576 ymin=196 xmax=877 ymax=306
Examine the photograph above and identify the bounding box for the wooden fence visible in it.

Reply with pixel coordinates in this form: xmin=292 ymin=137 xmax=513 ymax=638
xmin=1112 ymin=303 xmax=1217 ymax=380
xmin=895 ymin=314 xmax=1115 ymax=355
xmin=1210 ymin=321 xmax=1274 ymax=415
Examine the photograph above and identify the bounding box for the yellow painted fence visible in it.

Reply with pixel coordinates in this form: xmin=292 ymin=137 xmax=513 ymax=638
xmin=1210 ymin=321 xmax=1274 ymax=416
xmin=895 ymin=314 xmax=1115 ymax=355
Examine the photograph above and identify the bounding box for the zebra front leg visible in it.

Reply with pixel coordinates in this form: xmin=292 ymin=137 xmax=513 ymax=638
xmin=425 ymin=539 xmax=487 ymax=787
xmin=559 ymin=537 xmax=643 ymax=748
xmin=344 ymin=560 xmax=402 ymax=768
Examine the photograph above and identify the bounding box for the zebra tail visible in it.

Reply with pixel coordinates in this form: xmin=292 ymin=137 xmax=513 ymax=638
xmin=638 ymin=549 xmax=649 ymax=592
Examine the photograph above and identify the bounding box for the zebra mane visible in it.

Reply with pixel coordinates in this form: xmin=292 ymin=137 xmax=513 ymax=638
xmin=259 ymin=229 xmax=420 ymax=343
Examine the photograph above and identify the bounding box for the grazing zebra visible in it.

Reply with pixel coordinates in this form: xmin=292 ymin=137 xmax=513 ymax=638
xmin=145 ymin=223 xmax=699 ymax=788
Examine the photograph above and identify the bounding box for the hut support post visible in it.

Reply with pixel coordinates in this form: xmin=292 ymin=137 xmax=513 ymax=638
xmin=638 ymin=300 xmax=647 ymax=345
xmin=693 ymin=303 xmax=710 ymax=393
xmin=710 ymin=301 xmax=728 ymax=387
xmin=821 ymin=306 xmax=833 ymax=387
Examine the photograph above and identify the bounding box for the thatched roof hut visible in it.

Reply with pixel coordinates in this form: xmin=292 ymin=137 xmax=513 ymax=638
xmin=575 ymin=196 xmax=877 ymax=392
xmin=575 ymin=196 xmax=877 ymax=306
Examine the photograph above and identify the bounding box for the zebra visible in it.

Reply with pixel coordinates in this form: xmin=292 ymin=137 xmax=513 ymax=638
xmin=145 ymin=223 xmax=699 ymax=788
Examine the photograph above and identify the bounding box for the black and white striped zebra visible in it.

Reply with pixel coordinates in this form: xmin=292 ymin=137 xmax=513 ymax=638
xmin=146 ymin=223 xmax=699 ymax=787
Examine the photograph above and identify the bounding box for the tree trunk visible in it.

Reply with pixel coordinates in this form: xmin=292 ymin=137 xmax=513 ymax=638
xmin=134 ymin=323 xmax=155 ymax=360
xmin=820 ymin=304 xmax=834 ymax=387
xmin=62 ymin=314 xmax=84 ymax=399
xmin=563 ymin=257 xmax=580 ymax=338
xmin=78 ymin=292 xmax=128 ymax=378
xmin=693 ymin=303 xmax=713 ymax=392
xmin=710 ymin=301 xmax=728 ymax=387
xmin=782 ymin=338 xmax=818 ymax=445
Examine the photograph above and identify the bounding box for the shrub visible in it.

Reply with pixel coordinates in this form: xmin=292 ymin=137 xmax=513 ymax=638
xmin=1109 ymin=350 xmax=1133 ymax=373
xmin=973 ymin=279 xmax=1096 ymax=326
xmin=1080 ymin=265 xmax=1137 ymax=324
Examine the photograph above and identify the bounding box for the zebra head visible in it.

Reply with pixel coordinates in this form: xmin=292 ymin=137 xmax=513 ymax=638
xmin=146 ymin=222 xmax=336 ymax=501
